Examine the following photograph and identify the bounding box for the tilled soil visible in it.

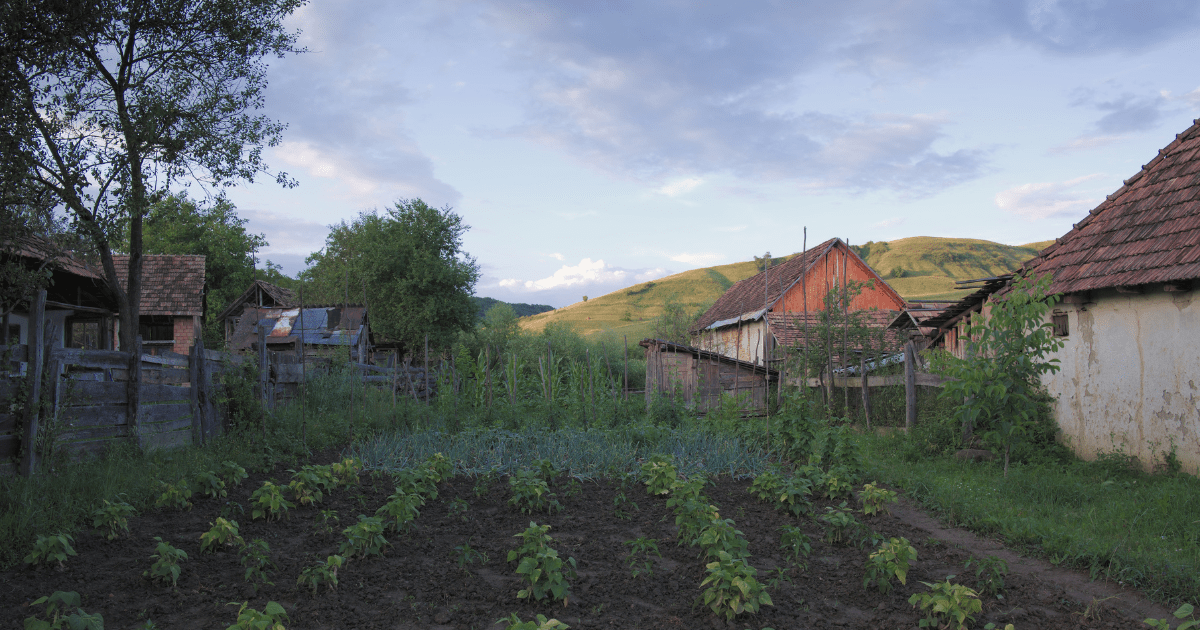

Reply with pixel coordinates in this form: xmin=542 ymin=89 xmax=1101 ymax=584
xmin=2 ymin=453 xmax=1173 ymax=630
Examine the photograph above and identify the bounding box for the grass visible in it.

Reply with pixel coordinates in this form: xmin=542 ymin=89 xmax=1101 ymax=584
xmin=861 ymin=432 xmax=1200 ymax=606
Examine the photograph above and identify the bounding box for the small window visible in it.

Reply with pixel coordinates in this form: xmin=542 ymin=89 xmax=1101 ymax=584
xmin=139 ymin=315 xmax=174 ymax=342
xmin=4 ymin=324 xmax=18 ymax=346
xmin=1052 ymin=313 xmax=1069 ymax=337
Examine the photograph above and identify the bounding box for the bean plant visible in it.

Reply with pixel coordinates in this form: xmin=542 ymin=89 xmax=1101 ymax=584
xmin=199 ymin=517 xmax=244 ymax=553
xmin=909 ymin=577 xmax=983 ymax=630
xmin=297 ymin=555 xmax=344 ymax=595
xmin=194 ymin=470 xmax=228 ymax=499
xmin=1145 ymin=604 xmax=1199 ymax=630
xmin=699 ymin=550 xmax=773 ymax=621
xmin=250 ymin=481 xmax=294 ymax=521
xmin=288 ymin=465 xmax=335 ymax=506
xmin=227 ymin=601 xmax=289 ymax=630
xmin=695 ymin=518 xmax=749 ymax=562
xmin=640 ymin=454 xmax=677 ymax=495
xmin=376 ymin=489 xmax=424 ymax=532
xmin=339 ymin=515 xmax=390 ymax=559
xmin=859 ymin=482 xmax=898 ymax=516
xmin=819 ymin=503 xmax=860 ymax=546
xmin=154 ymin=480 xmax=193 ymax=510
xmin=23 ymin=591 xmax=103 ymax=630
xmin=313 ymin=509 xmax=339 ymax=537
xmin=24 ymin=534 xmax=77 ymax=569
xmin=508 ymin=522 xmax=576 ymax=605
xmin=508 ymin=469 xmax=562 ymax=515
xmin=495 ymin=613 xmax=571 ymax=630
xmin=965 ymin=555 xmax=1009 ymax=598
xmin=779 ymin=525 xmax=812 ymax=568
xmin=240 ymin=538 xmax=276 ymax=589
xmin=145 ymin=537 xmax=187 ymax=587
xmin=91 ymin=498 xmax=136 ymax=540
xmin=624 ymin=537 xmax=661 ymax=578
xmin=864 ymin=537 xmax=918 ymax=594
xmin=219 ymin=460 xmax=249 ymax=487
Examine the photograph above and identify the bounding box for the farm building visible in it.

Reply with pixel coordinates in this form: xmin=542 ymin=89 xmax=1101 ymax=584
xmin=1012 ymin=118 xmax=1200 ymax=474
xmin=888 ymin=278 xmax=1010 ymax=356
xmin=641 ymin=338 xmax=778 ymax=413
xmin=113 ymin=254 xmax=206 ymax=355
xmin=690 ymin=238 xmax=906 ymax=370
xmin=226 ymin=305 xmax=371 ymax=363
xmin=215 ymin=279 xmax=297 ymax=344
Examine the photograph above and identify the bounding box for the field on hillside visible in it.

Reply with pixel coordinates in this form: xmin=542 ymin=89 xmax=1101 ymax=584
xmin=522 ymin=237 xmax=1055 ymax=337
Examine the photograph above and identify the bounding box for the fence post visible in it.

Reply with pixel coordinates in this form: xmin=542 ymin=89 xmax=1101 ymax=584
xmin=860 ymin=352 xmax=870 ymax=429
xmin=190 ymin=334 xmax=202 ymax=445
xmin=19 ymin=290 xmax=47 ymax=476
xmin=258 ymin=322 xmax=270 ymax=410
xmin=130 ymin=335 xmax=143 ymax=450
xmin=904 ymin=339 xmax=916 ymax=430
xmin=423 ymin=334 xmax=429 ymax=405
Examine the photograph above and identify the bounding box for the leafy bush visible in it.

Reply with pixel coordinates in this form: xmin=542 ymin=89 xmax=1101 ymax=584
xmin=24 ymin=533 xmax=77 ymax=569
xmin=339 ymin=515 xmax=389 ymax=559
xmin=219 ymin=461 xmax=249 ymax=487
xmin=240 ymin=538 xmax=276 ymax=589
xmin=376 ymin=489 xmax=424 ymax=532
xmin=199 ymin=517 xmax=244 ymax=553
xmin=508 ymin=522 xmax=576 ymax=605
xmin=329 ymin=457 xmax=362 ymax=486
xmin=23 ymin=591 xmax=103 ymax=630
xmin=695 ymin=518 xmax=749 ymax=562
xmin=144 ymin=537 xmax=187 ymax=587
xmin=287 ymin=465 xmax=335 ymax=506
xmin=640 ymin=454 xmax=677 ymax=495
xmin=819 ymin=503 xmax=861 ymax=546
xmin=250 ymin=481 xmax=294 ymax=521
xmin=91 ymin=498 xmax=136 ymax=540
xmin=864 ymin=537 xmax=918 ymax=594
xmin=700 ymin=550 xmax=773 ymax=620
xmin=154 ymin=480 xmax=193 ymax=510
xmin=909 ymin=577 xmax=982 ymax=630
xmin=194 ymin=470 xmax=228 ymax=500
xmin=508 ymin=469 xmax=561 ymax=515
xmin=227 ymin=601 xmax=288 ymax=630
xmin=859 ymin=482 xmax=898 ymax=516
xmin=297 ymin=555 xmax=344 ymax=595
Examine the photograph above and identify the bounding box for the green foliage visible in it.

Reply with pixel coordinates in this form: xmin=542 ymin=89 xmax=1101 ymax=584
xmin=144 ymin=537 xmax=187 ymax=587
xmin=819 ymin=503 xmax=860 ymax=546
xmin=909 ymin=577 xmax=983 ymax=630
xmin=239 ymin=539 xmax=275 ymax=588
xmin=154 ymin=480 xmax=193 ymax=511
xmin=375 ymin=489 xmax=424 ymax=532
xmin=650 ymin=293 xmax=706 ymax=344
xmin=931 ymin=274 xmax=1064 ymax=476
xmin=864 ymin=537 xmax=918 ymax=594
xmin=508 ymin=469 xmax=561 ymax=515
xmin=313 ymin=510 xmax=339 ymax=537
xmin=329 ymin=458 xmax=362 ymax=487
xmin=640 ymin=454 xmax=677 ymax=495
xmin=219 ymin=461 xmax=249 ymax=487
xmin=695 ymin=518 xmax=750 ymax=562
xmin=225 ymin=601 xmax=289 ymax=630
xmin=287 ymin=465 xmax=336 ymax=506
xmin=859 ymin=482 xmax=898 ymax=516
xmin=300 ymin=199 xmax=480 ymax=355
xmin=1145 ymin=604 xmax=1199 ymax=630
xmin=453 ymin=542 xmax=488 ymax=569
xmin=624 ymin=537 xmax=661 ymax=578
xmin=24 ymin=533 xmax=76 ymax=568
xmin=508 ymin=522 xmax=576 ymax=605
xmin=339 ymin=515 xmax=389 ymax=559
xmin=779 ymin=525 xmax=812 ymax=568
xmin=421 ymin=452 xmax=455 ymax=483
xmin=23 ymin=591 xmax=103 ymax=630
xmin=194 ymin=471 xmax=228 ymax=500
xmin=91 ymin=499 xmax=135 ymax=540
xmin=965 ymin=555 xmax=1009 ymax=598
xmin=699 ymin=550 xmax=773 ymax=620
xmin=297 ymin=555 xmax=344 ymax=595
xmin=392 ymin=468 xmax=440 ymax=501
xmin=199 ymin=517 xmax=243 ymax=553
xmin=495 ymin=613 xmax=571 ymax=630
xmin=250 ymin=481 xmax=293 ymax=521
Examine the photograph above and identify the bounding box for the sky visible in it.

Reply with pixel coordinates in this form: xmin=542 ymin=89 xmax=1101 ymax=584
xmin=221 ymin=0 xmax=1200 ymax=308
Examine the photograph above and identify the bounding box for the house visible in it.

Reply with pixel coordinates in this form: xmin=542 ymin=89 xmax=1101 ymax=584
xmin=1013 ymin=119 xmax=1200 ymax=473
xmin=641 ymin=338 xmax=778 ymax=412
xmin=113 ymin=255 xmax=206 ymax=355
xmin=214 ymin=279 xmax=297 ymax=344
xmin=226 ymin=305 xmax=371 ymax=364
xmin=690 ymin=238 xmax=907 ymax=371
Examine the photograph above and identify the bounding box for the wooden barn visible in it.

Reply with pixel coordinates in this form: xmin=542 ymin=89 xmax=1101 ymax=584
xmin=690 ymin=238 xmax=906 ymax=368
xmin=641 ymin=338 xmax=778 ymax=413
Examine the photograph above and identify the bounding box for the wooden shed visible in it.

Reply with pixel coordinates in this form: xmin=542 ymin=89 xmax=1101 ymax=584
xmin=641 ymin=338 xmax=778 ymax=413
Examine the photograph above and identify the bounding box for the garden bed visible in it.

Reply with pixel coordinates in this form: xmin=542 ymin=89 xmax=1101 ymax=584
xmin=2 ymin=452 xmax=1168 ymax=630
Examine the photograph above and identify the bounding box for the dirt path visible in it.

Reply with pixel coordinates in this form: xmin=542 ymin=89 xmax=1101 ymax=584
xmin=889 ymin=496 xmax=1177 ymax=625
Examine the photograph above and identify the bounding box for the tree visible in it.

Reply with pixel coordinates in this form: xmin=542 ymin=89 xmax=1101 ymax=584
xmin=930 ymin=274 xmax=1064 ymax=476
xmin=3 ymin=0 xmax=304 ymax=353
xmin=301 ymin=199 xmax=480 ymax=357
xmin=138 ymin=192 xmax=268 ymax=346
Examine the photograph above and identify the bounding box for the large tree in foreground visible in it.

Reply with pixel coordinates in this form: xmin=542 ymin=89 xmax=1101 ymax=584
xmin=2 ymin=0 xmax=304 ymax=352
xmin=302 ymin=199 xmax=481 ymax=357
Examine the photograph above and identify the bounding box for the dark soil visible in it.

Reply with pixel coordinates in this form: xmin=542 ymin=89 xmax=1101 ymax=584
xmin=1 ymin=453 xmax=1174 ymax=630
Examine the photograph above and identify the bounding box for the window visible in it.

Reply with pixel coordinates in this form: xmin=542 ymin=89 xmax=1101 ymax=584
xmin=1052 ymin=312 xmax=1069 ymax=337
xmin=68 ymin=320 xmax=101 ymax=349
xmin=4 ymin=324 xmax=18 ymax=346
xmin=139 ymin=315 xmax=174 ymax=342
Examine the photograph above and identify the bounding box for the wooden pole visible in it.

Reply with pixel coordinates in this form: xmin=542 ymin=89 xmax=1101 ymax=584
xmin=801 ymin=228 xmax=808 ymax=398
xmin=860 ymin=351 xmax=870 ymax=429
xmin=764 ymin=254 xmax=771 ymax=420
xmin=190 ymin=323 xmax=202 ymax=445
xmin=622 ymin=335 xmax=628 ymax=401
xmin=842 ymin=240 xmax=849 ymax=415
xmin=131 ymin=334 xmax=143 ymax=449
xmin=735 ymin=300 xmax=742 ymax=399
xmin=424 ymin=334 xmax=430 ymax=405
xmin=824 ymin=248 xmax=833 ymax=406
xmin=258 ymin=322 xmax=269 ymax=441
xmin=19 ymin=290 xmax=47 ymax=476
xmin=904 ymin=338 xmax=917 ymax=430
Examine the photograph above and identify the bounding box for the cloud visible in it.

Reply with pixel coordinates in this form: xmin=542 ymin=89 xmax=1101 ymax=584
xmin=994 ymin=174 xmax=1103 ymax=220
xmin=501 ymin=258 xmax=628 ymax=291
xmin=488 ymin=258 xmax=670 ymax=307
xmin=547 ymin=252 xmax=565 ymax=261
xmin=871 ymin=218 xmax=905 ymax=229
xmin=1048 ymin=135 xmax=1125 ymax=154
xmin=715 ymin=225 xmax=748 ymax=233
xmin=669 ymin=252 xmax=725 ymax=265
xmin=657 ymin=177 xmax=704 ymax=196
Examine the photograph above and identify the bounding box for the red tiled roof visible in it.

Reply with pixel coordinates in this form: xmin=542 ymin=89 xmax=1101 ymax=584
xmin=1020 ymin=119 xmax=1200 ymax=293
xmin=691 ymin=239 xmax=839 ymax=332
xmin=113 ymin=255 xmax=205 ymax=315
xmin=766 ymin=310 xmax=903 ymax=356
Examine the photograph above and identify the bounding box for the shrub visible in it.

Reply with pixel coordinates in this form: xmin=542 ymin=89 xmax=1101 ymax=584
xmin=23 ymin=591 xmax=103 ymax=630
xmin=24 ymin=533 xmax=77 ymax=569
xmin=909 ymin=577 xmax=982 ymax=630
xmin=250 ymin=481 xmax=294 ymax=521
xmin=508 ymin=522 xmax=576 ymax=605
xmin=864 ymin=537 xmax=918 ymax=594
xmin=92 ymin=498 xmax=136 ymax=540
xmin=144 ymin=537 xmax=187 ymax=587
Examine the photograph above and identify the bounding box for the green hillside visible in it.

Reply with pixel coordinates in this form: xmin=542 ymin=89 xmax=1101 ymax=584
xmin=519 ymin=237 xmax=1049 ymax=337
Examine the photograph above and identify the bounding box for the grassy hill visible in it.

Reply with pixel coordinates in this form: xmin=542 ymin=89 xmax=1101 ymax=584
xmin=519 ymin=237 xmax=1052 ymax=337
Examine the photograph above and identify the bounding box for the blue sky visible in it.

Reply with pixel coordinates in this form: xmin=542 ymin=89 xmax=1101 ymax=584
xmin=223 ymin=0 xmax=1200 ymax=308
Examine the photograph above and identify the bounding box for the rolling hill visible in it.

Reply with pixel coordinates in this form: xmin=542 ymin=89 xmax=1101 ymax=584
xmin=518 ymin=237 xmax=1053 ymax=338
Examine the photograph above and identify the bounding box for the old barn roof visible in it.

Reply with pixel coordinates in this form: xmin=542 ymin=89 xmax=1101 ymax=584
xmin=1019 ymin=119 xmax=1200 ymax=294
xmin=113 ymin=255 xmax=205 ymax=316
xmin=691 ymin=239 xmax=838 ymax=332
xmin=215 ymin=279 xmax=297 ymax=322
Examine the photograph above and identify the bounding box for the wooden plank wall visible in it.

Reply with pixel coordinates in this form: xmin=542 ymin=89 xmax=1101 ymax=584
xmin=643 ymin=344 xmax=769 ymax=413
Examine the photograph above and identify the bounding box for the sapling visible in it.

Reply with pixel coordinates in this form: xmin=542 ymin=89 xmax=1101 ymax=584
xmin=314 ymin=509 xmax=339 ymax=537
xmin=508 ymin=469 xmax=561 ymax=515
xmin=965 ymin=555 xmax=1009 ymax=598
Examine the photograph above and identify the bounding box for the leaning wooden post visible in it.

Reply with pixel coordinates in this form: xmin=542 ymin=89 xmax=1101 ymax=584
xmin=131 ymin=334 xmax=143 ymax=449
xmin=860 ymin=351 xmax=870 ymax=429
xmin=258 ymin=322 xmax=270 ymax=410
xmin=19 ymin=289 xmax=47 ymax=476
xmin=299 ymin=289 xmax=307 ymax=445
xmin=190 ymin=326 xmax=202 ymax=446
xmin=904 ymin=338 xmax=917 ymax=430
xmin=423 ymin=334 xmax=430 ymax=405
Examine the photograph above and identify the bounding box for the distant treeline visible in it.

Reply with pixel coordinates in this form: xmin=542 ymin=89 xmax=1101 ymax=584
xmin=472 ymin=296 xmax=555 ymax=319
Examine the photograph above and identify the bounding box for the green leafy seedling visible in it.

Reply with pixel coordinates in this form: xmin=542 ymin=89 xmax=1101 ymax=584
xmin=24 ymin=534 xmax=77 ymax=569
xmin=339 ymin=515 xmax=390 ymax=559
xmin=625 ymin=536 xmax=661 ymax=578
xmin=240 ymin=538 xmax=276 ymax=589
xmin=700 ymin=550 xmax=773 ymax=620
xmin=195 ymin=470 xmax=228 ymax=500
xmin=250 ymin=481 xmax=294 ymax=521
xmin=297 ymin=555 xmax=344 ymax=595
xmin=92 ymin=498 xmax=136 ymax=540
xmin=422 ymin=452 xmax=454 ymax=483
xmin=508 ymin=469 xmax=561 ymax=515
xmin=23 ymin=591 xmax=103 ymax=630
xmin=144 ymin=537 xmax=187 ymax=587
xmin=819 ymin=502 xmax=860 ymax=546
xmin=965 ymin=555 xmax=1009 ymax=598
xmin=330 ymin=457 xmax=362 ymax=486
xmin=313 ymin=509 xmax=339 ymax=537
xmin=495 ymin=613 xmax=571 ymax=630
xmin=154 ymin=480 xmax=193 ymax=510
xmin=779 ymin=525 xmax=812 ymax=568
xmin=227 ymin=601 xmax=289 ymax=630
xmin=375 ymin=489 xmax=424 ymax=532
xmin=1145 ymin=603 xmax=1198 ymax=630
xmin=219 ymin=460 xmax=249 ymax=487
xmin=454 ymin=541 xmax=488 ymax=569
xmin=287 ymin=466 xmax=332 ymax=506
xmin=508 ymin=522 xmax=576 ymax=605
xmin=864 ymin=537 xmax=918 ymax=594
xmin=859 ymin=482 xmax=898 ymax=516
xmin=200 ymin=517 xmax=244 ymax=553
xmin=909 ymin=576 xmax=983 ymax=630
xmin=448 ymin=497 xmax=470 ymax=521
xmin=640 ymin=454 xmax=677 ymax=495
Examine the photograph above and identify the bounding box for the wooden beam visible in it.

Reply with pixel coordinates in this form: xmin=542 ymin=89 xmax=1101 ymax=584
xmin=1164 ymin=281 xmax=1193 ymax=293
xmin=20 ymin=290 xmax=47 ymax=476
xmin=1115 ymin=285 xmax=1144 ymax=294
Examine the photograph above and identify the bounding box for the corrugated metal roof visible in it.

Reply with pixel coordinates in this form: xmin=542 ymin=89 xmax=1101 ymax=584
xmin=228 ymin=305 xmax=367 ymax=350
xmin=1019 ymin=119 xmax=1200 ymax=293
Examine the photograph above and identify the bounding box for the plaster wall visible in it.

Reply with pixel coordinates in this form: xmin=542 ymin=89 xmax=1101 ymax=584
xmin=694 ymin=320 xmax=769 ymax=366
xmin=1044 ymin=287 xmax=1200 ymax=474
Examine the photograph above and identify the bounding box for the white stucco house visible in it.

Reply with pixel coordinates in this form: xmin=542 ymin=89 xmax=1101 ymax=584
xmin=1018 ymin=119 xmax=1200 ymax=474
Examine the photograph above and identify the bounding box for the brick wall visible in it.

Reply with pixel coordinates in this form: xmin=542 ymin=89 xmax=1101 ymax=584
xmin=171 ymin=316 xmax=197 ymax=355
